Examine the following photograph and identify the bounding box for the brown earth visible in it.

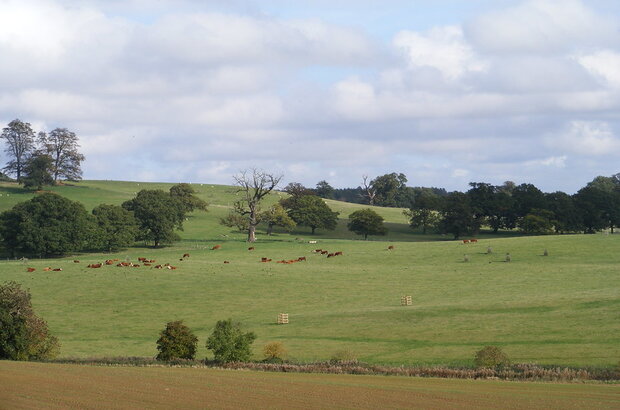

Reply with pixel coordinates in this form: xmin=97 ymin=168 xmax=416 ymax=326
xmin=0 ymin=361 xmax=618 ymax=409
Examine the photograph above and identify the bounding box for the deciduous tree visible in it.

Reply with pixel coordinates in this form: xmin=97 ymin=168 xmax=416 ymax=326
xmin=1 ymin=119 xmax=36 ymax=183
xmin=347 ymin=208 xmax=387 ymax=239
xmin=38 ymin=128 xmax=85 ymax=182
xmin=156 ymin=320 xmax=198 ymax=361
xmin=92 ymin=204 xmax=139 ymax=251
xmin=169 ymin=183 xmax=208 ymax=213
xmin=260 ymin=203 xmax=296 ymax=235
xmin=206 ymin=319 xmax=256 ymax=363
xmin=233 ymin=169 xmax=282 ymax=242
xmin=281 ymin=195 xmax=339 ymax=234
xmin=21 ymin=153 xmax=54 ymax=191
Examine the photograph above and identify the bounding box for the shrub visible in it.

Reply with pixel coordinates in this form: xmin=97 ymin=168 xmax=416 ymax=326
xmin=330 ymin=349 xmax=358 ymax=364
xmin=156 ymin=320 xmax=198 ymax=361
xmin=474 ymin=346 xmax=510 ymax=368
xmin=0 ymin=281 xmax=60 ymax=360
xmin=262 ymin=342 xmax=287 ymax=363
xmin=206 ymin=319 xmax=256 ymax=362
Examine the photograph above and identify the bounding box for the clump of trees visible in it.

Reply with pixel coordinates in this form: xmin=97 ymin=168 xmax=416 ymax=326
xmin=1 ymin=119 xmax=85 ymax=188
xmin=0 ymin=281 xmax=60 ymax=360
xmin=206 ymin=319 xmax=257 ymax=362
xmin=474 ymin=346 xmax=510 ymax=368
xmin=280 ymin=192 xmax=339 ymax=234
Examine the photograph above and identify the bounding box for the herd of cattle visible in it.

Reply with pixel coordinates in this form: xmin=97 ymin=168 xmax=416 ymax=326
xmin=23 ymin=243 xmax=404 ymax=273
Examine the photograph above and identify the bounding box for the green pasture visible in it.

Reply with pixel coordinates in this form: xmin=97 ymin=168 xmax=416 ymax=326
xmin=1 ymin=233 xmax=618 ymax=366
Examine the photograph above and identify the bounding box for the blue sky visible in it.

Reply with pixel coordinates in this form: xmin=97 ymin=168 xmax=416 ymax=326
xmin=1 ymin=0 xmax=619 ymax=193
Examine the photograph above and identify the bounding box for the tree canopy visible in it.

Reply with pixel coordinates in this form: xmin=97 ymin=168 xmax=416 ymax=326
xmin=38 ymin=128 xmax=85 ymax=182
xmin=1 ymin=119 xmax=35 ymax=183
xmin=281 ymin=194 xmax=339 ymax=234
xmin=169 ymin=183 xmax=208 ymax=214
xmin=347 ymin=208 xmax=387 ymax=239
xmin=22 ymin=153 xmax=54 ymax=191
xmin=92 ymin=204 xmax=139 ymax=251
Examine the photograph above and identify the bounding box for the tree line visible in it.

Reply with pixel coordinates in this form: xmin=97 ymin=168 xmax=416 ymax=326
xmin=1 ymin=119 xmax=85 ymax=189
xmin=0 ymin=184 xmax=207 ymax=257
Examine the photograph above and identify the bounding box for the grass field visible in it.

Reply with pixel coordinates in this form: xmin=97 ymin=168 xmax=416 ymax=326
xmin=0 ymin=181 xmax=619 ymax=367
xmin=1 ymin=362 xmax=618 ymax=409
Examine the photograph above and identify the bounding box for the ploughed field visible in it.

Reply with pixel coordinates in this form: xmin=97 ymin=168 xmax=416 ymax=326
xmin=0 ymin=181 xmax=618 ymax=366
xmin=1 ymin=362 xmax=618 ymax=409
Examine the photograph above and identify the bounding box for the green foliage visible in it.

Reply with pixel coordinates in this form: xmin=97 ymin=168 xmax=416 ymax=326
xmin=38 ymin=128 xmax=85 ymax=182
xmin=0 ymin=281 xmax=59 ymax=360
xmin=156 ymin=320 xmax=198 ymax=361
xmin=347 ymin=208 xmax=388 ymax=239
xmin=282 ymin=195 xmax=339 ymax=234
xmin=219 ymin=211 xmax=250 ymax=232
xmin=262 ymin=341 xmax=287 ymax=363
xmin=315 ymin=180 xmax=334 ymax=199
xmin=518 ymin=208 xmax=554 ymax=234
xmin=439 ymin=192 xmax=479 ymax=239
xmin=206 ymin=319 xmax=256 ymax=363
xmin=474 ymin=346 xmax=510 ymax=368
xmin=370 ymin=172 xmax=410 ymax=207
xmin=169 ymin=183 xmax=208 ymax=213
xmin=260 ymin=203 xmax=296 ymax=235
xmin=1 ymin=119 xmax=36 ymax=183
xmin=122 ymin=190 xmax=185 ymax=247
xmin=0 ymin=192 xmax=93 ymax=257
xmin=92 ymin=204 xmax=139 ymax=251
xmin=22 ymin=153 xmax=54 ymax=191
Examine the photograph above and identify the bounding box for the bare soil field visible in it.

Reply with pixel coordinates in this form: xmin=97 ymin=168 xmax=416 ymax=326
xmin=1 ymin=361 xmax=618 ymax=409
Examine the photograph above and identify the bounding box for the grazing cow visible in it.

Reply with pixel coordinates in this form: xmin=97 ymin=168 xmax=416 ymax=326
xmin=334 ymin=251 xmax=343 ymax=256
xmin=53 ymin=268 xmax=62 ymax=272
xmin=88 ymin=263 xmax=102 ymax=268
xmin=297 ymin=257 xmax=306 ymax=262
xmin=321 ymin=250 xmax=328 ymax=255
xmin=43 ymin=267 xmax=52 ymax=271
xmin=27 ymin=267 xmax=36 ymax=272
xmin=314 ymin=249 xmax=323 ymax=253
xmin=133 ymin=264 xmax=140 ymax=268
xmin=167 ymin=265 xmax=177 ymax=270
xmin=138 ymin=257 xmax=147 ymax=262
xmin=105 ymin=260 xmax=114 ymax=265
xmin=212 ymin=245 xmax=221 ymax=250
xmin=154 ymin=265 xmax=163 ymax=269
xmin=183 ymin=253 xmax=190 ymax=258
xmin=463 ymin=240 xmax=470 ymax=244
xmin=73 ymin=260 xmax=80 ymax=263
xmin=470 ymin=239 xmax=478 ymax=243
xmin=143 ymin=263 xmax=152 ymax=266
xmin=387 ymin=245 xmax=395 ymax=250
xmin=248 ymin=247 xmax=255 ymax=251
xmin=224 ymin=261 xmax=230 ymax=264
xmin=327 ymin=253 xmax=335 ymax=258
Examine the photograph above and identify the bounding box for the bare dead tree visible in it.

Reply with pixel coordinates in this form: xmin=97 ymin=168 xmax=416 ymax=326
xmin=233 ymin=168 xmax=283 ymax=242
xmin=361 ymin=175 xmax=377 ymax=206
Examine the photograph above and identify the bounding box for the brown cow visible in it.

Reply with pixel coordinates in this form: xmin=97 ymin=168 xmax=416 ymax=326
xmin=320 ymin=250 xmax=328 ymax=255
xmin=73 ymin=260 xmax=80 ymax=263
xmin=53 ymin=268 xmax=62 ymax=272
xmin=211 ymin=245 xmax=221 ymax=250
xmin=314 ymin=249 xmax=323 ymax=253
xmin=167 ymin=265 xmax=177 ymax=270
xmin=334 ymin=251 xmax=343 ymax=256
xmin=88 ymin=263 xmax=102 ymax=268
xmin=144 ymin=263 xmax=152 ymax=266
xmin=105 ymin=260 xmax=114 ymax=265
xmin=138 ymin=257 xmax=147 ymax=262
xmin=27 ymin=267 xmax=36 ymax=272
xmin=470 ymin=239 xmax=478 ymax=243
xmin=133 ymin=264 xmax=140 ymax=268
xmin=297 ymin=257 xmax=306 ymax=262
xmin=387 ymin=245 xmax=395 ymax=250
xmin=248 ymin=247 xmax=255 ymax=251
xmin=224 ymin=261 xmax=230 ymax=264
xmin=327 ymin=253 xmax=335 ymax=258
xmin=463 ymin=240 xmax=470 ymax=244
xmin=43 ymin=267 xmax=52 ymax=271
xmin=183 ymin=253 xmax=190 ymax=258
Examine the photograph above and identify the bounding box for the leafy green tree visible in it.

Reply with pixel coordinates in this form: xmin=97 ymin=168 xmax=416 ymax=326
xmin=518 ymin=208 xmax=554 ymax=234
xmin=0 ymin=193 xmax=93 ymax=257
xmin=38 ymin=128 xmax=85 ymax=182
xmin=219 ymin=211 xmax=250 ymax=232
xmin=1 ymin=119 xmax=36 ymax=183
xmin=22 ymin=153 xmax=54 ymax=190
xmin=283 ymin=182 xmax=314 ymax=198
xmin=281 ymin=195 xmax=339 ymax=234
xmin=206 ymin=319 xmax=256 ymax=362
xmin=404 ymin=188 xmax=443 ymax=234
xmin=439 ymin=192 xmax=478 ymax=239
xmin=347 ymin=208 xmax=387 ymax=239
xmin=370 ymin=172 xmax=410 ymax=207
xmin=0 ymin=281 xmax=60 ymax=360
xmin=92 ymin=204 xmax=139 ymax=251
xmin=156 ymin=320 xmax=198 ymax=361
xmin=574 ymin=186 xmax=612 ymax=233
xmin=169 ymin=183 xmax=208 ymax=213
xmin=315 ymin=180 xmax=334 ymax=199
xmin=545 ymin=191 xmax=583 ymax=233
xmin=122 ymin=190 xmax=185 ymax=247
xmin=260 ymin=203 xmax=296 ymax=235
xmin=511 ymin=183 xmax=547 ymax=219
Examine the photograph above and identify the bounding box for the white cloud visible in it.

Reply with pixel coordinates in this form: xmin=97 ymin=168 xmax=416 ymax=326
xmin=577 ymin=50 xmax=620 ymax=88
xmin=394 ymin=25 xmax=487 ymax=81
xmin=547 ymin=121 xmax=619 ymax=156
xmin=525 ymin=156 xmax=567 ymax=168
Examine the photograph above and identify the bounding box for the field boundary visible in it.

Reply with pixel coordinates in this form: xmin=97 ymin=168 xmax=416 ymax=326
xmin=45 ymin=357 xmax=620 ymax=383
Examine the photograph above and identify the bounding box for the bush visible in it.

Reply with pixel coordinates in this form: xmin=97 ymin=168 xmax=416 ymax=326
xmin=206 ymin=319 xmax=256 ymax=363
xmin=474 ymin=346 xmax=510 ymax=368
xmin=330 ymin=349 xmax=358 ymax=364
xmin=0 ymin=281 xmax=60 ymax=360
xmin=156 ymin=320 xmax=198 ymax=361
xmin=262 ymin=342 xmax=287 ymax=363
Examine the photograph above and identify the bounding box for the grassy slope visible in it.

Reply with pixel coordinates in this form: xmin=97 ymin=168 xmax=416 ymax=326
xmin=0 ymin=181 xmax=619 ymax=366
xmin=1 ymin=362 xmax=618 ymax=410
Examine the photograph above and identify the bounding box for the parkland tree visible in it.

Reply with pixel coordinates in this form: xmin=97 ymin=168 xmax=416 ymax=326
xmin=347 ymin=208 xmax=387 ymax=239
xmin=1 ymin=119 xmax=36 ymax=183
xmin=38 ymin=128 xmax=85 ymax=182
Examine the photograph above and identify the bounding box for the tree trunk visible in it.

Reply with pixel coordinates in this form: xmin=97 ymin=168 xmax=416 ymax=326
xmin=248 ymin=225 xmax=256 ymax=242
xmin=311 ymin=226 xmax=316 ymax=234
xmin=267 ymin=223 xmax=274 ymax=236
xmin=364 ymin=233 xmax=368 ymax=240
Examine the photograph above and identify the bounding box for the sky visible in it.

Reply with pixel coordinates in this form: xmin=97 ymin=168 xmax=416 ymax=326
xmin=0 ymin=0 xmax=619 ymax=193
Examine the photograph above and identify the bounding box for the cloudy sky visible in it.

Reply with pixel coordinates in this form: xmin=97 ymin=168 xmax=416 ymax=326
xmin=1 ymin=0 xmax=619 ymax=193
